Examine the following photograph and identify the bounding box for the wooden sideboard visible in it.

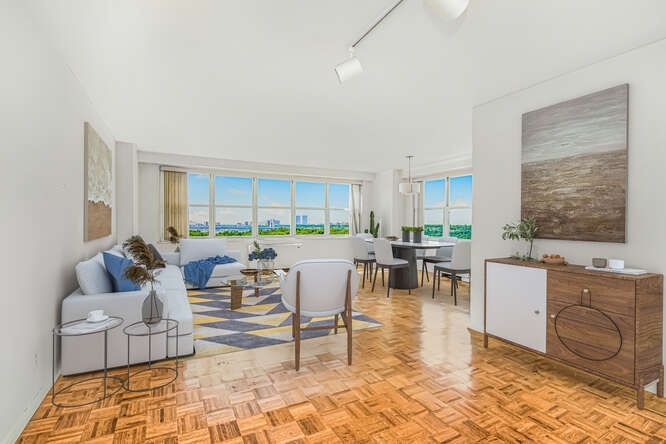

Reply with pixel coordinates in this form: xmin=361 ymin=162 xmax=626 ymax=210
xmin=484 ymin=258 xmax=664 ymax=408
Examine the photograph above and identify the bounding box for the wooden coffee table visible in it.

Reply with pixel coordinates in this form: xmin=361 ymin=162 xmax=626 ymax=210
xmin=223 ymin=272 xmax=280 ymax=310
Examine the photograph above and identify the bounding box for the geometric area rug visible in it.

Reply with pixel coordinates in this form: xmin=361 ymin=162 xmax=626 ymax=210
xmin=188 ymin=284 xmax=383 ymax=358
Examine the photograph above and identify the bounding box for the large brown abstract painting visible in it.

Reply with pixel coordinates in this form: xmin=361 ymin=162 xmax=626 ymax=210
xmin=84 ymin=122 xmax=112 ymax=240
xmin=521 ymin=84 xmax=628 ymax=243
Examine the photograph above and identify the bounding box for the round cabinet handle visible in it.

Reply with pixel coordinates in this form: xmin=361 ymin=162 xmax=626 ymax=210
xmin=534 ymin=310 xmax=540 ymax=315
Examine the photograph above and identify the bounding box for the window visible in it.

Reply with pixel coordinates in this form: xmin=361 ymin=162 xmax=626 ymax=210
xmin=188 ymin=173 xmax=210 ymax=236
xmin=449 ymin=175 xmax=472 ymax=239
xmin=329 ymin=183 xmax=350 ymax=235
xmin=214 ymin=176 xmax=252 ymax=236
xmin=295 ymin=181 xmax=325 ymax=235
xmin=423 ymin=174 xmax=472 ymax=239
xmin=423 ymin=179 xmax=446 ymax=237
xmin=257 ymin=178 xmax=291 ymax=235
xmin=175 ymin=172 xmax=356 ymax=237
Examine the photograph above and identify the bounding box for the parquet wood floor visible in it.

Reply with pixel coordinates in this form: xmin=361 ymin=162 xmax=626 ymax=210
xmin=18 ymin=275 xmax=666 ymax=443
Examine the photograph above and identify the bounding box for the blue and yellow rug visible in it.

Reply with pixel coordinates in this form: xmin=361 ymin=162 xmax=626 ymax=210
xmin=188 ymin=284 xmax=382 ymax=357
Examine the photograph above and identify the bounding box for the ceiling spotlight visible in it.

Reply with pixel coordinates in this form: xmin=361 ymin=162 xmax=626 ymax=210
xmin=424 ymin=0 xmax=470 ymax=21
xmin=335 ymin=0 xmax=406 ymax=83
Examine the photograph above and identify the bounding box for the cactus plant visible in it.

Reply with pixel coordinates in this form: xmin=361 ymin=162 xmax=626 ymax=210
xmin=369 ymin=211 xmax=380 ymax=238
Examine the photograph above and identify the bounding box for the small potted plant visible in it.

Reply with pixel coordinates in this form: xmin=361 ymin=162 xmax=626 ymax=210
xmin=412 ymin=226 xmax=424 ymax=243
xmin=401 ymin=226 xmax=411 ymax=242
xmin=501 ymin=216 xmax=538 ymax=261
xmin=248 ymin=241 xmax=278 ymax=274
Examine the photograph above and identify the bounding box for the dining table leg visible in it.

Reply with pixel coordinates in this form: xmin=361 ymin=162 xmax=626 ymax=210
xmin=390 ymin=247 xmax=417 ymax=289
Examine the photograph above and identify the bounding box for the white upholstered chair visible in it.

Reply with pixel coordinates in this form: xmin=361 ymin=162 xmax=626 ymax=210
xmin=352 ymin=237 xmax=375 ymax=288
xmin=420 ymin=236 xmax=458 ymax=285
xmin=432 ymin=239 xmax=471 ymax=304
xmin=372 ymin=239 xmax=409 ymax=298
xmin=279 ymin=259 xmax=360 ymax=370
xmin=355 ymin=232 xmax=375 ymax=254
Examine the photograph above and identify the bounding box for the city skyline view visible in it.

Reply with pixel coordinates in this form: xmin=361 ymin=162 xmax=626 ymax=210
xmin=188 ymin=174 xmax=351 ymax=235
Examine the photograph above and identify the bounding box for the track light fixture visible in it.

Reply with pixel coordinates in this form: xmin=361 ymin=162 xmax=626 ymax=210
xmin=335 ymin=0 xmax=470 ymax=83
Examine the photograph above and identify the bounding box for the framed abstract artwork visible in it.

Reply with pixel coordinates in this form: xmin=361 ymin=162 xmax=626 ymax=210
xmin=521 ymin=84 xmax=628 ymax=243
xmin=84 ymin=122 xmax=112 ymax=241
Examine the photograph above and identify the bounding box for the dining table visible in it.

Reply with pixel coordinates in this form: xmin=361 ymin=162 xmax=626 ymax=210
xmin=365 ymin=239 xmax=456 ymax=290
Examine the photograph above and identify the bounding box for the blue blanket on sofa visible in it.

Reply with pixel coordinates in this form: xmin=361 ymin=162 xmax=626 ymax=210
xmin=183 ymin=255 xmax=237 ymax=289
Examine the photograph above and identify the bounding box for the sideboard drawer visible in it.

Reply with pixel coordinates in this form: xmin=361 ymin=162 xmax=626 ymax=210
xmin=548 ymin=270 xmax=635 ymax=317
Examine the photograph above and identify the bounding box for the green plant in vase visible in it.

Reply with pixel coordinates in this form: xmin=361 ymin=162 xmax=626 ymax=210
xmin=501 ymin=216 xmax=538 ymax=261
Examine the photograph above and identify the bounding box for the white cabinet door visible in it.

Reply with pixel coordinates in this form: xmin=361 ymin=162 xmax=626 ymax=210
xmin=486 ymin=262 xmax=547 ymax=352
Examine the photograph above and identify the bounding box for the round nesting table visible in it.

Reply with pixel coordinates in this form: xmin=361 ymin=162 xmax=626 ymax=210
xmin=123 ymin=319 xmax=179 ymax=392
xmin=52 ymin=316 xmax=124 ymax=407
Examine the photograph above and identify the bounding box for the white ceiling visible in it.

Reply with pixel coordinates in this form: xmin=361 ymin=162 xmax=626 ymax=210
xmin=26 ymin=0 xmax=666 ymax=173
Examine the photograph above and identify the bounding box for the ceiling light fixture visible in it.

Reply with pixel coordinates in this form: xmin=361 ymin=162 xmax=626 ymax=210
xmin=399 ymin=155 xmax=421 ymax=195
xmin=335 ymin=0 xmax=407 ymax=83
xmin=424 ymin=0 xmax=470 ymax=21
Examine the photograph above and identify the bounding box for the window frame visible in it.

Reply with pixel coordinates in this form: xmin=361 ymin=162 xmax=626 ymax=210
xmin=327 ymin=183 xmax=351 ymax=236
xmin=422 ymin=173 xmax=472 ymax=239
xmin=171 ymin=170 xmax=358 ymax=239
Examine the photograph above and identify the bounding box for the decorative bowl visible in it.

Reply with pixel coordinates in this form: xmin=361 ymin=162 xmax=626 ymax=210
xmin=541 ymin=254 xmax=567 ymax=265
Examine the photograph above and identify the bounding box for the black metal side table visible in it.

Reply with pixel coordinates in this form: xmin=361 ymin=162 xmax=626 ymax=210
xmin=52 ymin=316 xmax=124 ymax=407
xmin=123 ymin=318 xmax=179 ymax=392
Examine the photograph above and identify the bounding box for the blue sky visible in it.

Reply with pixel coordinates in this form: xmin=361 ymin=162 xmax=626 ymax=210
xmin=424 ymin=175 xmax=472 ymax=208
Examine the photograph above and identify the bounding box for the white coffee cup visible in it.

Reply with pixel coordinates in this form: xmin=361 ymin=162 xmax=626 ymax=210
xmin=87 ymin=310 xmax=104 ymax=321
xmin=608 ymin=259 xmax=625 ymax=269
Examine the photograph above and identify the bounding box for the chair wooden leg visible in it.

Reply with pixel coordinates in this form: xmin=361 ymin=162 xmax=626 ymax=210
xmin=386 ymin=269 xmax=391 ymax=298
xmin=371 ymin=265 xmax=379 ymax=292
xmin=361 ymin=263 xmax=366 ymax=289
xmin=334 ymin=314 xmax=339 ymax=334
xmin=295 ymin=271 xmax=301 ymax=371
xmin=452 ymin=273 xmax=458 ymax=305
xmin=381 ymin=268 xmax=385 ymax=287
xmin=432 ymin=268 xmax=437 ymax=299
xmin=346 ymin=269 xmax=352 ymax=365
xmin=438 ymin=270 xmax=441 ymax=290
xmin=421 ymin=261 xmax=425 ymax=287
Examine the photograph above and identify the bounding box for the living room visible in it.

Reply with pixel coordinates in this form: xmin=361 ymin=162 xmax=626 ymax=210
xmin=3 ymin=1 xmax=666 ymax=442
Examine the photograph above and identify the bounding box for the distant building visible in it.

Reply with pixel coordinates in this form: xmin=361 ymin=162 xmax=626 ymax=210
xmin=302 ymin=215 xmax=308 ymax=225
xmin=296 ymin=215 xmax=301 ymax=225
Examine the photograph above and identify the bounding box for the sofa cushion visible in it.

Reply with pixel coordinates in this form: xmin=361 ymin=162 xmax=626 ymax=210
xmin=76 ymin=253 xmax=113 ymax=295
xmin=210 ymin=261 xmax=247 ymax=278
xmin=179 ymin=238 xmax=227 ymax=266
xmin=148 ymin=244 xmax=166 ymax=268
xmin=103 ymin=252 xmax=141 ymax=292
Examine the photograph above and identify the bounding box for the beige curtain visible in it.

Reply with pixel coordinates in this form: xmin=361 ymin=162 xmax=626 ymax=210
xmin=163 ymin=171 xmax=188 ymax=240
xmin=350 ymin=183 xmax=362 ymax=235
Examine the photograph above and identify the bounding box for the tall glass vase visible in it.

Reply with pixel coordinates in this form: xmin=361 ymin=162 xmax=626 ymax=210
xmin=142 ymin=287 xmax=164 ymax=325
xmin=257 ymin=259 xmax=274 ymax=275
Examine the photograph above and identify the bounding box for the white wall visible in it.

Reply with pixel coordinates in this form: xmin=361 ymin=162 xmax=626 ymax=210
xmin=116 ymin=142 xmax=138 ymax=241
xmin=471 ymin=40 xmax=666 ymax=359
xmin=373 ymin=169 xmax=404 ymax=237
xmin=0 ymin=3 xmax=116 ymax=442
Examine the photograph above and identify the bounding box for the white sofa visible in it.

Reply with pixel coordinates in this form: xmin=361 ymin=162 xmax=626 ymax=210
xmin=60 ymin=238 xmax=245 ymax=375
xmin=162 ymin=238 xmax=247 ymax=288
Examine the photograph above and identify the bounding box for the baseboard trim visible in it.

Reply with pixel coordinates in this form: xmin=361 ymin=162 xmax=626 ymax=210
xmin=3 ymin=370 xmax=59 ymax=444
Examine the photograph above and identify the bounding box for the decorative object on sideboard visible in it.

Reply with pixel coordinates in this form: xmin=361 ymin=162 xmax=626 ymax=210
xmin=521 ymin=84 xmax=628 ymax=243
xmin=501 ymin=216 xmax=539 ymax=261
xmin=365 ymin=210 xmax=380 ymax=238
xmin=592 ymin=257 xmax=608 ymax=268
xmin=166 ymin=226 xmax=182 ymax=252
xmin=541 ymin=254 xmax=567 ymax=265
xmin=123 ymin=236 xmax=165 ymax=325
xmin=84 ymin=122 xmax=112 ymax=241
xmin=401 ymin=226 xmax=411 ymax=243
xmin=608 ymin=259 xmax=625 ymax=269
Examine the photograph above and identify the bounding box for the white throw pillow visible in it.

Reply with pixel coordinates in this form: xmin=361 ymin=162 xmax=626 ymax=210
xmin=179 ymin=238 xmax=228 ymax=266
xmin=76 ymin=253 xmax=113 ymax=295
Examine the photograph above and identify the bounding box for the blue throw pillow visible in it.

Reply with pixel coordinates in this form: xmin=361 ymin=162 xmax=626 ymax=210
xmin=103 ymin=252 xmax=141 ymax=292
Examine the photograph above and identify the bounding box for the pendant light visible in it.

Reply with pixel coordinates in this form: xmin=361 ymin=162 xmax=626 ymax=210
xmin=399 ymin=155 xmax=421 ymax=195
